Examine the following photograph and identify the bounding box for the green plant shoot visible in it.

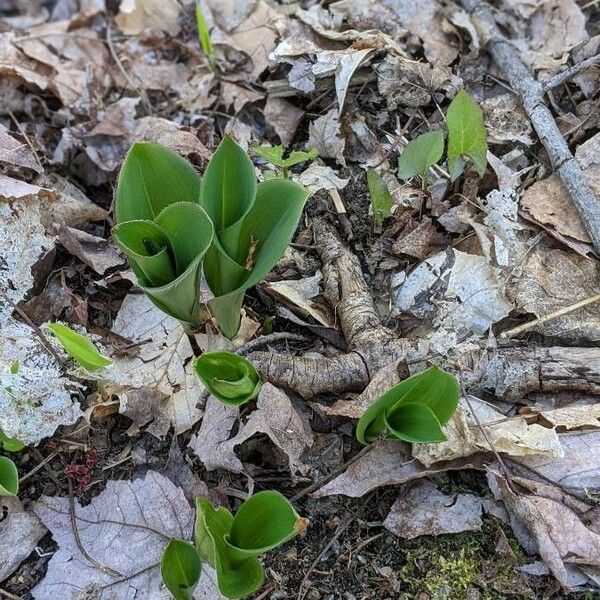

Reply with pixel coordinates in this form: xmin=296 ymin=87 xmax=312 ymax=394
xmin=194 ymin=351 xmax=261 ymax=406
xmin=356 ymin=365 xmax=459 ymax=444
xmin=47 ymin=323 xmax=112 ymax=371
xmin=447 ymin=89 xmax=488 ymax=181
xmin=161 ymin=539 xmax=203 ymax=600
xmin=0 ymin=456 xmax=19 ymax=496
xmin=195 ymin=1 xmax=215 ymax=71
xmin=113 ymin=136 xmax=309 ymax=339
xmin=195 ymin=491 xmax=307 ymax=598
xmin=397 ymin=131 xmax=445 ymax=185
xmin=366 ymin=169 xmax=393 ymax=229
xmin=251 ymin=145 xmax=317 ymax=178
xmin=0 ymin=430 xmax=25 ymax=453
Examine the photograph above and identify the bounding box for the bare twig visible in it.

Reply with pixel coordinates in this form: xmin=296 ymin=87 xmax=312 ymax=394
xmin=0 ymin=589 xmax=22 ymax=600
xmin=461 ymin=0 xmax=600 ymax=253
xmin=500 ymin=293 xmax=600 ymax=339
xmin=68 ymin=480 xmax=122 ymax=578
xmin=19 ymin=451 xmax=58 ymax=484
xmin=237 ymin=332 xmax=311 ymax=356
xmin=543 ymin=53 xmax=600 ymax=92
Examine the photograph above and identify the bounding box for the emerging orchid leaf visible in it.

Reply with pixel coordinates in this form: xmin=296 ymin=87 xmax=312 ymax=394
xmin=47 ymin=323 xmax=112 ymax=371
xmin=356 ymin=365 xmax=459 ymax=444
xmin=0 ymin=456 xmax=19 ymax=496
xmin=397 ymin=130 xmax=444 ymax=182
xmin=114 ymin=137 xmax=309 ymax=338
xmin=195 ymin=491 xmax=307 ymax=598
xmin=161 ymin=539 xmax=202 ymax=600
xmin=194 ymin=351 xmax=261 ymax=406
xmin=0 ymin=430 xmax=25 ymax=452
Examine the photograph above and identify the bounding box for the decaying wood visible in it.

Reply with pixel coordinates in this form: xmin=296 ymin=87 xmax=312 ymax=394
xmin=252 ymin=220 xmax=600 ymax=400
xmin=460 ymin=0 xmax=600 ymax=253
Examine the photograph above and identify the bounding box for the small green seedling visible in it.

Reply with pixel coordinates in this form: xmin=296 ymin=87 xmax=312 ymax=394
xmin=194 ymin=351 xmax=261 ymax=406
xmin=356 ymin=365 xmax=459 ymax=444
xmin=161 ymin=539 xmax=203 ymax=600
xmin=366 ymin=168 xmax=393 ymax=230
xmin=114 ymin=136 xmax=309 ymax=339
xmin=0 ymin=456 xmax=19 ymax=496
xmin=195 ymin=491 xmax=307 ymax=598
xmin=447 ymin=89 xmax=487 ymax=181
xmin=195 ymin=1 xmax=215 ymax=71
xmin=397 ymin=130 xmax=444 ymax=186
xmin=0 ymin=430 xmax=25 ymax=453
xmin=397 ymin=89 xmax=487 ymax=185
xmin=251 ymin=145 xmax=317 ymax=179
xmin=47 ymin=323 xmax=112 ymax=371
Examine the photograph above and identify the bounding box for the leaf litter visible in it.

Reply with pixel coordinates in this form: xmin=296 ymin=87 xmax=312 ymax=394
xmin=1 ymin=0 xmax=600 ymax=596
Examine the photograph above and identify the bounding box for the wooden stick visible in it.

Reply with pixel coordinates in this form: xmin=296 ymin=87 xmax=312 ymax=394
xmin=543 ymin=53 xmax=600 ymax=92
xmin=461 ymin=0 xmax=600 ymax=253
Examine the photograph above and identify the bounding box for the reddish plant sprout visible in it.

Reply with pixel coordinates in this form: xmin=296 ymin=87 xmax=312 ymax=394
xmin=65 ymin=449 xmax=98 ymax=495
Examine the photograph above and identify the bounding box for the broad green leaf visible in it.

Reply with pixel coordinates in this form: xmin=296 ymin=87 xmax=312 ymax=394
xmin=193 ymin=351 xmax=261 ymax=406
xmin=195 ymin=498 xmax=264 ymax=599
xmin=356 ymin=365 xmax=459 ymax=444
xmin=195 ymin=1 xmax=215 ymax=71
xmin=115 ymin=142 xmax=201 ymax=223
xmin=397 ymin=131 xmax=444 ymax=181
xmin=0 ymin=430 xmax=25 ymax=452
xmin=47 ymin=323 xmax=112 ymax=371
xmin=366 ymin=169 xmax=393 ymax=228
xmin=200 ymin=135 xmax=256 ymax=236
xmin=112 ymin=220 xmax=176 ymax=287
xmin=0 ymin=456 xmax=18 ymax=496
xmin=447 ymin=90 xmax=487 ymax=181
xmin=384 ymin=402 xmax=446 ymax=443
xmin=161 ymin=539 xmax=202 ymax=600
xmin=228 ymin=491 xmax=303 ymax=557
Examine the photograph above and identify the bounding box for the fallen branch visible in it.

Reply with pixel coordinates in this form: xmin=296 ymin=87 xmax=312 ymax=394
xmin=543 ymin=52 xmax=600 ymax=92
xmin=461 ymin=0 xmax=600 ymax=253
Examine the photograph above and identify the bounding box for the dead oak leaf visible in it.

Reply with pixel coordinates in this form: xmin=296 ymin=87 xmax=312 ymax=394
xmin=308 ymin=108 xmax=345 ymax=166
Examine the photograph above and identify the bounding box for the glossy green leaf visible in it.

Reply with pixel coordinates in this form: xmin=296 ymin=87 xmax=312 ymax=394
xmin=447 ymin=90 xmax=487 ymax=181
xmin=0 ymin=430 xmax=25 ymax=452
xmin=161 ymin=539 xmax=202 ymax=600
xmin=115 ymin=142 xmax=201 ymax=223
xmin=356 ymin=365 xmax=459 ymax=444
xmin=195 ymin=1 xmax=215 ymax=71
xmin=0 ymin=456 xmax=19 ymax=496
xmin=384 ymin=402 xmax=446 ymax=443
xmin=193 ymin=351 xmax=261 ymax=406
xmin=397 ymin=131 xmax=444 ymax=181
xmin=47 ymin=323 xmax=112 ymax=371
xmin=366 ymin=169 xmax=393 ymax=228
xmin=195 ymin=493 xmax=306 ymax=599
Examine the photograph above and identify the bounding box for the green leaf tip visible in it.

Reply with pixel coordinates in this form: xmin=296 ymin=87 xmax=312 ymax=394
xmin=47 ymin=323 xmax=112 ymax=371
xmin=0 ymin=430 xmax=25 ymax=452
xmin=194 ymin=491 xmax=306 ymax=598
xmin=356 ymin=365 xmax=459 ymax=445
xmin=397 ymin=130 xmax=444 ymax=182
xmin=193 ymin=351 xmax=262 ymax=406
xmin=0 ymin=456 xmax=19 ymax=496
xmin=114 ymin=136 xmax=309 ymax=338
xmin=161 ymin=539 xmax=202 ymax=600
xmin=447 ymin=89 xmax=488 ymax=181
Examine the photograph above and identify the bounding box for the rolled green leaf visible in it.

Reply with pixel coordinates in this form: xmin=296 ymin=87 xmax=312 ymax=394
xmin=115 ymin=142 xmax=201 ymax=222
xmin=47 ymin=323 xmax=113 ymax=371
xmin=384 ymin=402 xmax=446 ymax=443
xmin=0 ymin=456 xmax=19 ymax=496
xmin=195 ymin=492 xmax=306 ymax=599
xmin=161 ymin=539 xmax=202 ymax=600
xmin=356 ymin=365 xmax=459 ymax=444
xmin=193 ymin=351 xmax=261 ymax=406
xmin=0 ymin=430 xmax=25 ymax=452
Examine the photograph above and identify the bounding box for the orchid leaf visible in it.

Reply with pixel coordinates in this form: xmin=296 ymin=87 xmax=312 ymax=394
xmin=161 ymin=539 xmax=202 ymax=600
xmin=366 ymin=169 xmax=393 ymax=228
xmin=47 ymin=323 xmax=112 ymax=371
xmin=0 ymin=456 xmax=18 ymax=496
xmin=447 ymin=90 xmax=488 ymax=180
xmin=0 ymin=430 xmax=25 ymax=452
xmin=356 ymin=365 xmax=459 ymax=444
xmin=193 ymin=351 xmax=261 ymax=406
xmin=384 ymin=402 xmax=447 ymax=443
xmin=398 ymin=131 xmax=444 ymax=181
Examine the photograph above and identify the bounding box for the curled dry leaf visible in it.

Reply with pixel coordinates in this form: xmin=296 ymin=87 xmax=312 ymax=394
xmin=263 ymin=97 xmax=304 ymax=147
xmin=307 ymin=108 xmax=346 ymax=166
xmin=57 ymin=226 xmax=124 ymax=275
xmin=32 ymin=471 xmax=223 ymax=599
xmin=0 ymin=497 xmax=47 ymax=582
xmin=412 ymin=397 xmax=563 ymax=468
xmin=103 ymin=294 xmax=204 ymax=437
xmin=295 ymin=163 xmax=349 ymax=194
xmin=115 ymin=0 xmax=182 ymax=35
xmin=0 ymin=124 xmax=42 ymax=173
xmin=384 ymin=480 xmax=486 ymax=539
